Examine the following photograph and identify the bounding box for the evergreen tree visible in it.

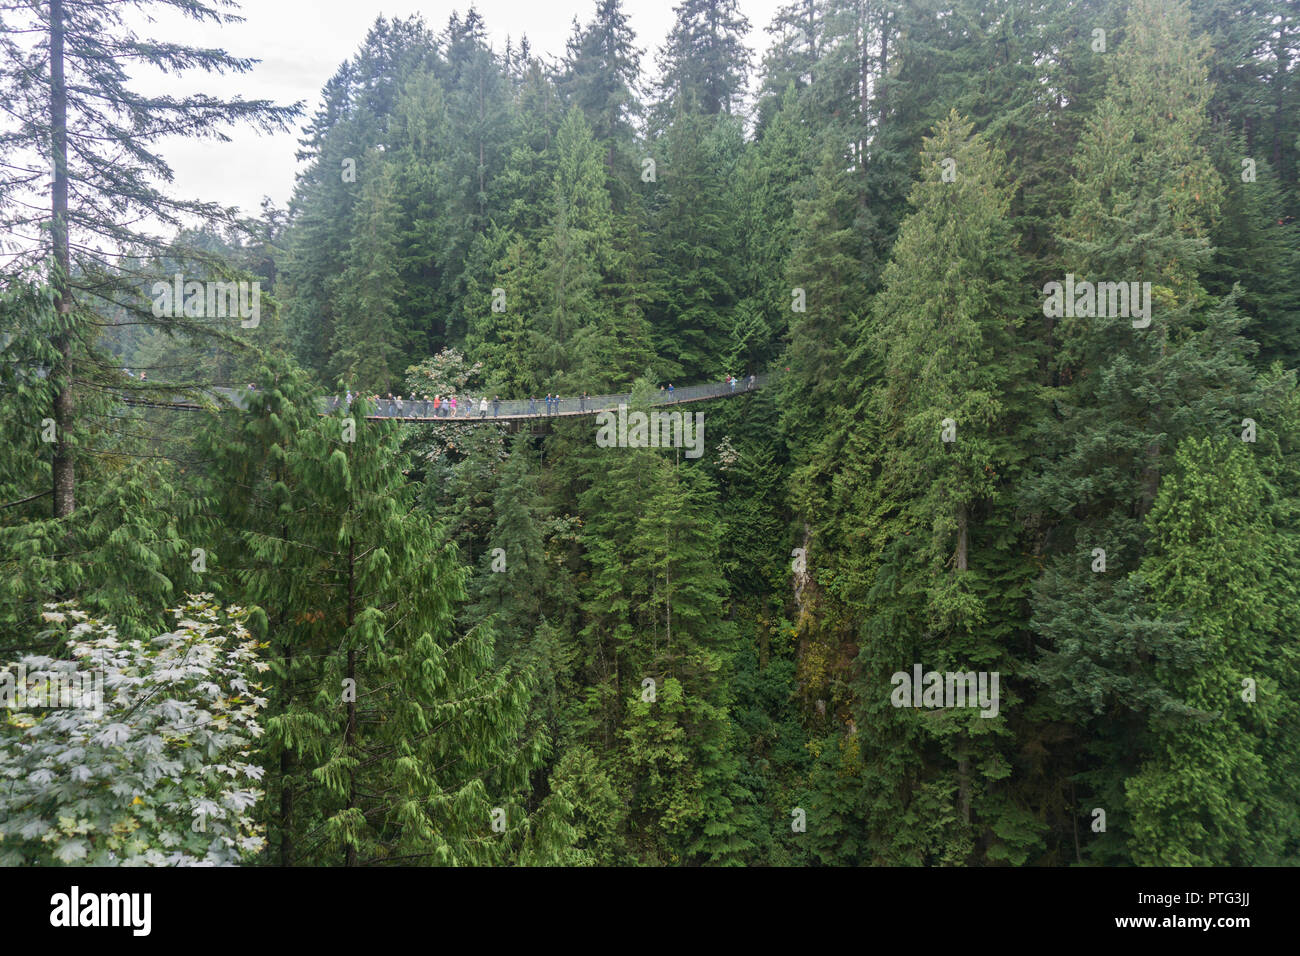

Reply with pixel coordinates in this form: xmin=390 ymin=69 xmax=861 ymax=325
xmin=438 ymin=10 xmax=519 ymax=346
xmin=202 ymin=363 xmax=571 ymax=865
xmin=561 ymin=0 xmax=645 ymax=193
xmin=529 ymin=109 xmax=618 ymax=389
xmin=468 ymin=435 xmax=549 ymax=658
xmin=1025 ymin=0 xmax=1264 ymax=864
xmin=755 ymin=0 xmax=821 ymax=130
xmin=644 ymin=113 xmax=746 ymax=380
xmin=0 ymin=0 xmax=297 ymax=516
xmin=280 ymin=17 xmax=439 ymax=371
xmin=652 ymin=0 xmax=752 ymax=126
xmin=1126 ymin=436 xmax=1299 ymax=865
xmin=730 ymin=85 xmax=815 ymax=374
xmin=330 ymin=157 xmax=410 ymax=392
xmin=849 ymin=112 xmax=1039 ymax=864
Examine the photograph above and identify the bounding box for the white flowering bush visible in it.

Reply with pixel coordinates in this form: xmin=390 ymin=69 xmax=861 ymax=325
xmin=0 ymin=596 xmax=270 ymax=865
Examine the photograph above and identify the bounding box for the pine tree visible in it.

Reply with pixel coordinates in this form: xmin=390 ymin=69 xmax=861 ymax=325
xmin=467 ymin=435 xmax=548 ymax=658
xmin=652 ymin=0 xmax=752 ymax=127
xmin=781 ymin=138 xmax=870 ymax=433
xmin=0 ymin=0 xmax=299 ymax=516
xmin=1127 ymin=436 xmax=1297 ymax=864
xmin=330 ymin=157 xmax=411 ymax=392
xmin=464 ymin=226 xmax=539 ymax=393
xmin=561 ymin=0 xmax=645 ymax=199
xmin=644 ymin=112 xmax=746 ymax=380
xmin=0 ymin=280 xmax=214 ymax=644
xmin=730 ymin=85 xmax=815 ymax=374
xmin=572 ymin=407 xmax=755 ymax=863
xmin=755 ymin=0 xmax=821 ymax=130
xmin=202 ymin=363 xmax=571 ymax=865
xmin=1025 ymin=0 xmax=1265 ymax=864
xmin=390 ymin=66 xmax=458 ymax=360
xmin=848 ymin=112 xmax=1039 ymax=864
xmin=529 ymin=108 xmax=618 ymax=389
xmin=438 ymin=10 xmax=519 ymax=346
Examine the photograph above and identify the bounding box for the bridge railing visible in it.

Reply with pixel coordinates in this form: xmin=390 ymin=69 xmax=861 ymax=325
xmin=125 ymin=373 xmax=774 ymax=420
xmin=325 ymin=373 xmax=772 ymax=420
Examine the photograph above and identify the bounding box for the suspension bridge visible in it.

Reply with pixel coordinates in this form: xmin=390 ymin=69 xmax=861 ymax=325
xmin=121 ymin=373 xmax=773 ymax=422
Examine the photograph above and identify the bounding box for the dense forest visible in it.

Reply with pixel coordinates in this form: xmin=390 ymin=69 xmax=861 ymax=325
xmin=2 ymin=0 xmax=1299 ymax=868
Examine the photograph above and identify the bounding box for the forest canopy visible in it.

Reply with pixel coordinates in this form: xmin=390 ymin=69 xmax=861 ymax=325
xmin=1 ymin=0 xmax=1298 ymax=868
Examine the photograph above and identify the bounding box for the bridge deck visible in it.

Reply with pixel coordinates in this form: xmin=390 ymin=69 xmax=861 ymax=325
xmin=122 ymin=374 xmax=771 ymax=421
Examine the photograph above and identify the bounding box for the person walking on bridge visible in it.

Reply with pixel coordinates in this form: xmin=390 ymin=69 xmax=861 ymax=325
xmin=528 ymin=395 xmax=537 ymax=415
xmin=492 ymin=395 xmax=501 ymax=417
xmin=479 ymin=396 xmax=489 ymax=418
xmin=667 ymin=383 xmax=674 ymax=399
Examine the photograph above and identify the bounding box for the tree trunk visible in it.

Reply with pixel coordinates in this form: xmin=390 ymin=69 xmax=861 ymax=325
xmin=955 ymin=503 xmax=969 ymax=572
xmin=50 ymin=0 xmax=74 ymax=518
xmin=858 ymin=4 xmax=868 ymax=169
xmin=878 ymin=7 xmax=889 ymax=121
xmin=1272 ymin=33 xmax=1286 ymax=175
xmin=279 ymin=541 xmax=294 ymax=867
xmin=957 ymin=753 xmax=971 ymax=825
xmin=1138 ymin=440 xmax=1160 ymax=519
xmin=279 ymin=645 xmax=293 ymax=866
xmin=344 ymin=538 xmax=357 ymax=867
xmin=665 ymin=531 xmax=672 ymax=675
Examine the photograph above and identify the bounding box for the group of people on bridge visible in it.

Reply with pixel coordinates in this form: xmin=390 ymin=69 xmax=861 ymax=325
xmin=330 ymin=391 xmax=596 ymax=419
xmin=326 ymin=374 xmax=759 ymax=420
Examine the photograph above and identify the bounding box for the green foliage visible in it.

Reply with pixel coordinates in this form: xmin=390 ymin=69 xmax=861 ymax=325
xmin=1126 ymin=437 xmax=1299 ymax=864
xmin=199 ymin=362 xmax=569 ymax=865
xmin=5 ymin=0 xmax=1299 ymax=869
xmin=0 ymin=598 xmax=268 ymax=866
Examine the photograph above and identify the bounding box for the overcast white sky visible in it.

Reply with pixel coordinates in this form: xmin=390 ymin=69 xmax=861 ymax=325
xmin=129 ymin=0 xmax=786 ymax=218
